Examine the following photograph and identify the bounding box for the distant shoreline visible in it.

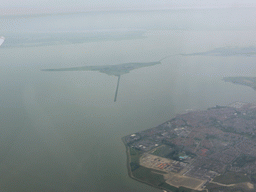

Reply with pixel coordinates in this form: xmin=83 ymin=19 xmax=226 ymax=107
xmin=1 ymin=7 xmax=255 ymax=17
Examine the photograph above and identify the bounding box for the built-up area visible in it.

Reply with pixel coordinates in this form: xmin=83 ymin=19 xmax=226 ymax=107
xmin=123 ymin=102 xmax=256 ymax=191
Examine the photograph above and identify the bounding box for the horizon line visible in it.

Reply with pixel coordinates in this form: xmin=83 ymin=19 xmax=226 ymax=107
xmin=1 ymin=5 xmax=255 ymax=17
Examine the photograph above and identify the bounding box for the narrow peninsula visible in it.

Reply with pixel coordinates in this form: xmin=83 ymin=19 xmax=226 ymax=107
xmin=42 ymin=60 xmax=162 ymax=102
xmin=223 ymin=77 xmax=256 ymax=90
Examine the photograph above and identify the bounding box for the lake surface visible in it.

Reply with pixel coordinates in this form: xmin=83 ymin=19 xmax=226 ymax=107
xmin=0 ymin=9 xmax=256 ymax=192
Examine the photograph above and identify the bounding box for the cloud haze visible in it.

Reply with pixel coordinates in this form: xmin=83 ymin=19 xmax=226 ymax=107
xmin=1 ymin=0 xmax=256 ymax=15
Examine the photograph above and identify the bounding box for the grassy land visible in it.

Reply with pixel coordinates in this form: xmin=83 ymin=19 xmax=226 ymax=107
xmin=251 ymin=174 xmax=256 ymax=183
xmin=132 ymin=166 xmax=203 ymax=192
xmin=129 ymin=147 xmax=141 ymax=165
xmin=233 ymin=155 xmax=256 ymax=167
xmin=213 ymin=171 xmax=250 ymax=185
xmin=206 ymin=183 xmax=244 ymax=192
xmin=132 ymin=166 xmax=166 ymax=186
xmin=151 ymin=147 xmax=163 ymax=156
xmin=159 ymin=182 xmax=206 ymax=192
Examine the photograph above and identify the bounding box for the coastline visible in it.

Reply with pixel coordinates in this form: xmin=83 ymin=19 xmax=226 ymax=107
xmin=121 ymin=137 xmax=173 ymax=192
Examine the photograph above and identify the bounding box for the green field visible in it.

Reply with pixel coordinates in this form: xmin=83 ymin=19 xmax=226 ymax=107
xmin=129 ymin=147 xmax=141 ymax=164
xmin=159 ymin=182 xmax=205 ymax=192
xmin=206 ymin=183 xmax=244 ymax=192
xmin=213 ymin=171 xmax=250 ymax=185
xmin=132 ymin=167 xmax=203 ymax=192
xmin=233 ymin=155 xmax=256 ymax=167
xmin=132 ymin=166 xmax=166 ymax=186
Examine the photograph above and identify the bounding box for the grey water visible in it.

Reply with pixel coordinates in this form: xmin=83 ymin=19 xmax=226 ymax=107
xmin=1 ymin=8 xmax=256 ymax=192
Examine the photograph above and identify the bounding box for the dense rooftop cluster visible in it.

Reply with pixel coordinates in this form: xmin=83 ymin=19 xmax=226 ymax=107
xmin=123 ymin=102 xmax=256 ymax=191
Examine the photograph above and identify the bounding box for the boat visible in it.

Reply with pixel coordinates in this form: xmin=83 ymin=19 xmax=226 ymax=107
xmin=0 ymin=36 xmax=5 ymax=46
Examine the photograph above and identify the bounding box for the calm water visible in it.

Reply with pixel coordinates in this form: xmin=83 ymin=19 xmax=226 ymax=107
xmin=1 ymin=9 xmax=256 ymax=192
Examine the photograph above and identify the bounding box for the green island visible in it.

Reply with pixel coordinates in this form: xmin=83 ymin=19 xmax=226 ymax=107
xmin=122 ymin=102 xmax=256 ymax=192
xmin=223 ymin=77 xmax=256 ymax=90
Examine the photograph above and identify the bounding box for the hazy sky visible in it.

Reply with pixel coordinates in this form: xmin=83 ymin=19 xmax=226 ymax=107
xmin=1 ymin=0 xmax=256 ymax=15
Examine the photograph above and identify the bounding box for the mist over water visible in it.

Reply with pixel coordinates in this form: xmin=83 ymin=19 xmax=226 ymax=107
xmin=1 ymin=8 xmax=256 ymax=191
